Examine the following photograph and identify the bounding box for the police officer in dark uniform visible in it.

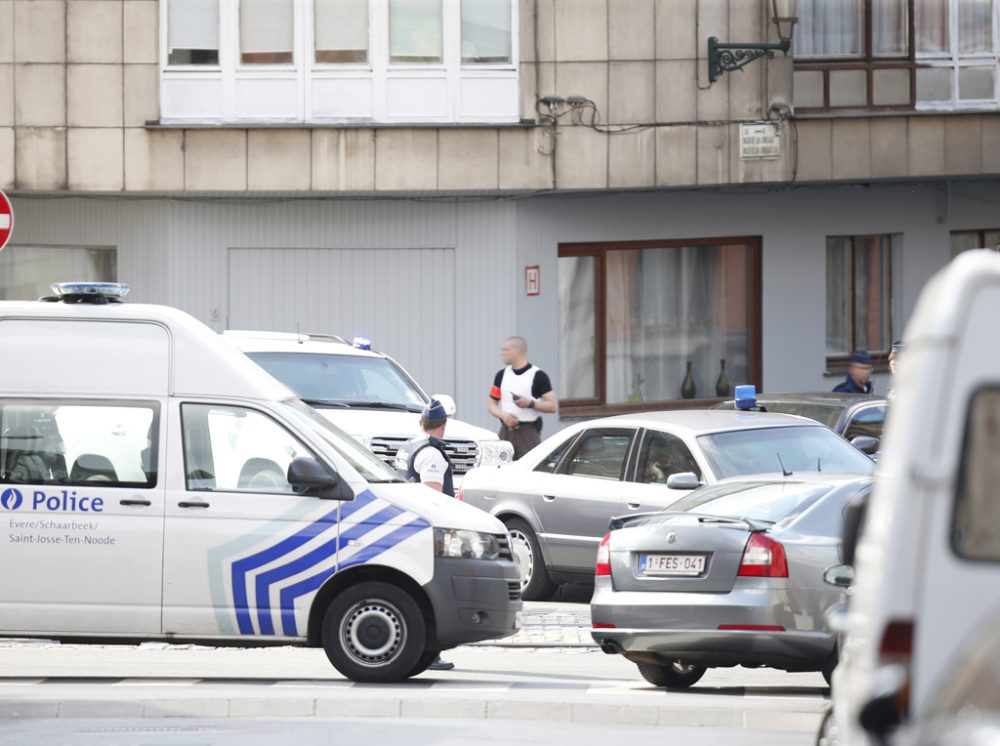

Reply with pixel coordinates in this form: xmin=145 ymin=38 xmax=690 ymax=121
xmin=394 ymin=399 xmax=455 ymax=671
xmin=833 ymin=350 xmax=874 ymax=394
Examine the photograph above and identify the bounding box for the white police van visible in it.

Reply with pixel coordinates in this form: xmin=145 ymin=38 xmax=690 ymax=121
xmin=0 ymin=283 xmax=522 ymax=683
xmin=224 ymin=331 xmax=513 ymax=483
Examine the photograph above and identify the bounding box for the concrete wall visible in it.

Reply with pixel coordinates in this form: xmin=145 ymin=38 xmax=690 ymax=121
xmin=3 ymin=0 xmax=997 ymax=196
xmin=6 ymin=180 xmax=998 ymax=430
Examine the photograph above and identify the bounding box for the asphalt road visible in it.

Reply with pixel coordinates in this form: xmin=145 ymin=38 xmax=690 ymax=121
xmin=0 ymin=599 xmax=830 ymax=745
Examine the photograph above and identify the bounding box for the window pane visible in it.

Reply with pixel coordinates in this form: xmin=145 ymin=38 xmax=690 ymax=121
xmin=182 ymin=404 xmax=310 ymax=494
xmin=558 ymin=256 xmax=597 ymax=400
xmin=390 ymin=0 xmax=443 ymax=63
xmin=951 ymin=230 xmax=984 ymax=256
xmin=241 ymin=0 xmax=294 ymax=64
xmin=316 ymin=0 xmax=369 ymax=63
xmin=0 ymin=247 xmax=116 ymax=301
xmin=983 ymin=230 xmax=1000 ymax=250
xmin=873 ymin=0 xmax=908 ymax=56
xmin=0 ymin=401 xmax=157 ymax=488
xmin=169 ymin=0 xmax=219 ymax=65
xmin=604 ymin=244 xmax=751 ymax=404
xmin=853 ymin=235 xmax=891 ymax=353
xmin=794 ymin=0 xmax=863 ymax=57
xmin=959 ymin=66 xmax=995 ymax=100
xmin=915 ymin=0 xmax=948 ymax=54
xmin=637 ymin=431 xmax=701 ymax=484
xmin=561 ymin=431 xmax=632 ymax=481
xmin=916 ymin=66 xmax=953 ymax=101
xmin=826 ymin=237 xmax=852 ymax=356
xmin=953 ymin=388 xmax=1000 ymax=562
xmin=462 ymin=0 xmax=511 ymax=63
xmin=959 ymin=0 xmax=993 ymax=54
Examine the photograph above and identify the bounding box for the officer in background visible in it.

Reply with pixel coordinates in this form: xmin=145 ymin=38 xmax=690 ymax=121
xmin=833 ymin=350 xmax=874 ymax=394
xmin=487 ymin=336 xmax=558 ymax=459
xmin=394 ymin=398 xmax=455 ymax=672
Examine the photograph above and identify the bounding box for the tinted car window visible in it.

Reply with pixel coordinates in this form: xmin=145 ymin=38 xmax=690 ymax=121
xmin=698 ymin=426 xmax=876 ymax=479
xmin=953 ymin=388 xmax=1000 ymax=562
xmin=636 ymin=430 xmax=701 ymax=483
xmin=844 ymin=406 xmax=886 ymax=441
xmin=535 ymin=436 xmax=575 ymax=474
xmin=670 ymin=481 xmax=832 ymax=524
xmin=559 ymin=430 xmax=634 ymax=481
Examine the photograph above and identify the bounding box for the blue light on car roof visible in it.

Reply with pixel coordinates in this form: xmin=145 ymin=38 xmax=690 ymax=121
xmin=352 ymin=336 xmax=372 ymax=350
xmin=734 ymin=384 xmax=757 ymax=411
xmin=51 ymin=282 xmax=130 ymax=298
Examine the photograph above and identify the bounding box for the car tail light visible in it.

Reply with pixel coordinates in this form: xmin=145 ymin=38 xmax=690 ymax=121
xmin=718 ymin=624 xmax=785 ymax=632
xmin=592 ymin=623 xmax=616 ymax=629
xmin=738 ymin=533 xmax=788 ymax=577
xmin=455 ymin=488 xmax=464 ymax=502
xmin=877 ymin=619 xmax=915 ymax=716
xmin=595 ymin=532 xmax=611 ymax=577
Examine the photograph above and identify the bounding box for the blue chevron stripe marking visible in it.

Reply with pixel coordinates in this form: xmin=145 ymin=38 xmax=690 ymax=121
xmin=231 ymin=489 xmax=377 ymax=635
xmin=254 ymin=503 xmax=404 ymax=635
xmin=278 ymin=517 xmax=431 ymax=637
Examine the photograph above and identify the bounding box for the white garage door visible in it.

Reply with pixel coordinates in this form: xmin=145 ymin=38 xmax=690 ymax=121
xmin=228 ymin=247 xmax=456 ymax=396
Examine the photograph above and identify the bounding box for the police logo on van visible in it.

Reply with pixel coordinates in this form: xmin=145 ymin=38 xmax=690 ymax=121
xmin=1 ymin=488 xmax=24 ymax=511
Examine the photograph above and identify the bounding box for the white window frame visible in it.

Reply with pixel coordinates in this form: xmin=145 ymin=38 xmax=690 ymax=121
xmin=159 ymin=0 xmax=520 ymax=124
xmin=916 ymin=0 xmax=1000 ymax=110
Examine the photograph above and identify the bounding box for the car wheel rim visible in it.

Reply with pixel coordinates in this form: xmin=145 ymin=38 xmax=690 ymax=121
xmin=340 ymin=600 xmax=406 ymax=668
xmin=508 ymin=529 xmax=533 ymax=590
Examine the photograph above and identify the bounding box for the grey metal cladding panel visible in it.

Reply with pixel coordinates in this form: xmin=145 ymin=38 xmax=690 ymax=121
xmin=228 ymin=246 xmax=457 ymax=399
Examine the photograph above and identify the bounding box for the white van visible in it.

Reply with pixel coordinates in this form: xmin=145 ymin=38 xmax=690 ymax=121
xmin=0 ymin=283 xmax=522 ymax=683
xmin=224 ymin=331 xmax=513 ymax=482
xmin=833 ymin=250 xmax=1000 ymax=742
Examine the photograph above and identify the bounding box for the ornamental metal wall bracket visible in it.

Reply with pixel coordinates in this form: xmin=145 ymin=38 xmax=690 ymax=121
xmin=707 ymin=36 xmax=792 ymax=83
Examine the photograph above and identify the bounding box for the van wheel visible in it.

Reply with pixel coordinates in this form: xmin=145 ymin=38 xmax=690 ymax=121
xmin=406 ymin=649 xmax=442 ymax=678
xmin=637 ymin=661 xmax=707 ymax=689
xmin=504 ymin=518 xmax=557 ymax=601
xmin=321 ymin=582 xmax=426 ymax=683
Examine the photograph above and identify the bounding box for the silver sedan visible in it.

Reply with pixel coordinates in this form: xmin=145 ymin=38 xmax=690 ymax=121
xmin=459 ymin=411 xmax=875 ymax=600
xmin=590 ymin=474 xmax=871 ymax=688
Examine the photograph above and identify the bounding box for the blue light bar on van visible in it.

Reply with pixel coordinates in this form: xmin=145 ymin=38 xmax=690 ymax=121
xmin=352 ymin=336 xmax=372 ymax=350
xmin=734 ymin=384 xmax=757 ymax=411
xmin=51 ymin=282 xmax=130 ymax=299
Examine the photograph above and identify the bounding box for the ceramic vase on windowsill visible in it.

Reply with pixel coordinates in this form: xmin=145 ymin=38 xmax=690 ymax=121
xmin=681 ymin=361 xmax=696 ymax=400
xmin=716 ymin=358 xmax=731 ymax=398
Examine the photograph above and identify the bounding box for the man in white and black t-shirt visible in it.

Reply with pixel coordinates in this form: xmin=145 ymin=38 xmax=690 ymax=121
xmin=487 ymin=336 xmax=558 ymax=459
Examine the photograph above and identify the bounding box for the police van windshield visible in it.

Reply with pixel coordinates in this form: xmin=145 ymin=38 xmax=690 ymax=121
xmin=282 ymin=399 xmax=402 ymax=483
xmin=248 ymin=352 xmax=426 ymax=413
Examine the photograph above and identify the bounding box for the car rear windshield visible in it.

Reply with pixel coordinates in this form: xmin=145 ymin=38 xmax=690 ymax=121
xmin=697 ymin=425 xmax=875 ymax=480
xmin=670 ymin=481 xmax=833 ymax=524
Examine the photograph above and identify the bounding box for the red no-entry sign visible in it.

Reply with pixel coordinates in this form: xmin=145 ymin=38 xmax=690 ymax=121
xmin=0 ymin=189 xmax=12 ymax=252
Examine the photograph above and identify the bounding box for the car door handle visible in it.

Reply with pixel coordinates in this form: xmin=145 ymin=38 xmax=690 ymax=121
xmin=119 ymin=497 xmax=152 ymax=507
xmin=542 ymin=494 xmax=556 ymax=502
xmin=178 ymin=500 xmax=210 ymax=509
xmin=626 ymin=501 xmax=641 ymax=510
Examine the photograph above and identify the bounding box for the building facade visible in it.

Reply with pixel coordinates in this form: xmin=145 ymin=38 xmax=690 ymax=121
xmin=2 ymin=0 xmax=999 ymax=431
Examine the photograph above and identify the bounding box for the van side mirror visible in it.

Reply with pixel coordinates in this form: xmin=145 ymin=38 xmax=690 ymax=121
xmin=666 ymin=472 xmax=700 ymax=490
xmin=433 ymin=394 xmax=457 ymax=417
xmin=287 ymin=457 xmax=354 ymax=501
xmin=850 ymin=435 xmax=880 ymax=455
xmin=842 ymin=490 xmax=870 ymax=567
xmin=824 ymin=564 xmax=855 ymax=588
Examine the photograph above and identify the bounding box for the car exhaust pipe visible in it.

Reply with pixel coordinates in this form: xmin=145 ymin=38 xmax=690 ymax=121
xmin=599 ymin=639 xmax=624 ymax=655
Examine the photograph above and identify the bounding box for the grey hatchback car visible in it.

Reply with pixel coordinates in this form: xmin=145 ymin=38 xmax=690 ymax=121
xmin=591 ymin=474 xmax=871 ymax=688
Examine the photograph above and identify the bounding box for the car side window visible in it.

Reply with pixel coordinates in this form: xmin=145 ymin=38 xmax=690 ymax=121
xmin=0 ymin=400 xmax=159 ymax=488
xmin=844 ymin=406 xmax=886 ymax=441
xmin=181 ymin=403 xmax=313 ymax=495
xmin=636 ymin=430 xmax=701 ymax=484
xmin=534 ymin=436 xmax=574 ymax=474
xmin=558 ymin=430 xmax=634 ymax=481
xmin=953 ymin=389 xmax=1000 ymax=562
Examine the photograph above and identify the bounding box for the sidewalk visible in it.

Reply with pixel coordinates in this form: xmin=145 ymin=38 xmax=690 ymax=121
xmin=472 ymin=600 xmax=595 ymax=648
